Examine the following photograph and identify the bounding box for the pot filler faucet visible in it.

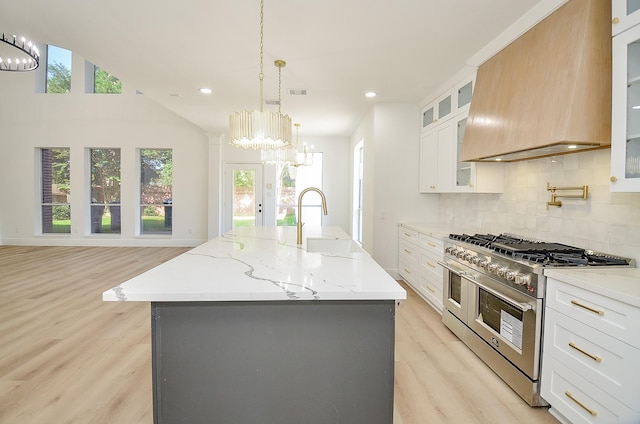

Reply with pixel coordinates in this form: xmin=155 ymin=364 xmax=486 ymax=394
xmin=297 ymin=187 xmax=328 ymax=244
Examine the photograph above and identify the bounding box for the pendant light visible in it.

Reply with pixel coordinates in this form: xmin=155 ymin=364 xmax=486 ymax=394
xmin=0 ymin=32 xmax=39 ymax=72
xmin=228 ymin=0 xmax=292 ymax=150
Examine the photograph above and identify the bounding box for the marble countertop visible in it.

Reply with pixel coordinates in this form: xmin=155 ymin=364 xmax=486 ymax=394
xmin=545 ymin=268 xmax=640 ymax=308
xmin=103 ymin=226 xmax=406 ymax=302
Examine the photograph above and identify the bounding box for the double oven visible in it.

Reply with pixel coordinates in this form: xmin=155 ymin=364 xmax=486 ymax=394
xmin=438 ymin=234 xmax=633 ymax=407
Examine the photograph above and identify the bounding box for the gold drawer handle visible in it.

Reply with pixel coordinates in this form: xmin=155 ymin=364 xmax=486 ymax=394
xmin=571 ymin=300 xmax=604 ymax=316
xmin=426 ymin=285 xmax=435 ymax=293
xmin=426 ymin=242 xmax=436 ymax=248
xmin=426 ymin=261 xmax=436 ymax=269
xmin=565 ymin=391 xmax=597 ymax=416
xmin=404 ymin=249 xmax=412 ymax=254
xmin=403 ymin=232 xmax=413 ymax=237
xmin=404 ymin=268 xmax=411 ymax=274
xmin=568 ymin=342 xmax=602 ymax=363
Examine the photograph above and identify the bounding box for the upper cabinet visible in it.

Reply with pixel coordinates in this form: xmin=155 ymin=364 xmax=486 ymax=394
xmin=420 ymin=110 xmax=504 ymax=194
xmin=460 ymin=0 xmax=612 ymax=162
xmin=421 ymin=74 xmax=475 ymax=132
xmin=611 ymin=3 xmax=640 ymax=191
xmin=421 ymin=89 xmax=454 ymax=132
xmin=612 ymin=0 xmax=640 ymax=36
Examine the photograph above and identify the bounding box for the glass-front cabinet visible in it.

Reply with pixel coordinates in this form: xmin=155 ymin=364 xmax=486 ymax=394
xmin=612 ymin=0 xmax=640 ymax=36
xmin=454 ymin=115 xmax=474 ymax=192
xmin=611 ymin=19 xmax=640 ymax=191
xmin=421 ymin=89 xmax=454 ymax=132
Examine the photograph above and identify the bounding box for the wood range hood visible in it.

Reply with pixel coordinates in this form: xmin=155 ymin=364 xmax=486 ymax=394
xmin=460 ymin=0 xmax=612 ymax=162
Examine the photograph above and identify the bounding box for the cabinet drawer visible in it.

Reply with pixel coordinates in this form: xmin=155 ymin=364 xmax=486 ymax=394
xmin=399 ymin=240 xmax=419 ymax=264
xmin=418 ymin=233 xmax=443 ymax=254
xmin=418 ymin=273 xmax=443 ymax=312
xmin=399 ymin=227 xmax=419 ymax=244
xmin=541 ymin=356 xmax=639 ymax=424
xmin=544 ymin=308 xmax=640 ymax=408
xmin=399 ymin=260 xmax=417 ymax=285
xmin=546 ymin=278 xmax=640 ymax=348
xmin=418 ymin=249 xmax=442 ymax=281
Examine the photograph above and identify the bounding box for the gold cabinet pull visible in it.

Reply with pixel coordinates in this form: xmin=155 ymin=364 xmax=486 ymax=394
xmin=403 ymin=232 xmax=412 ymax=237
xmin=565 ymin=391 xmax=597 ymax=416
xmin=404 ymin=249 xmax=412 ymax=254
xmin=612 ymin=17 xmax=620 ymax=25
xmin=426 ymin=285 xmax=435 ymax=293
xmin=426 ymin=261 xmax=436 ymax=269
xmin=610 ymin=176 xmax=618 ymax=182
xmin=570 ymin=300 xmax=604 ymax=316
xmin=403 ymin=268 xmax=411 ymax=274
xmin=568 ymin=342 xmax=602 ymax=362
xmin=427 ymin=242 xmax=436 ymax=248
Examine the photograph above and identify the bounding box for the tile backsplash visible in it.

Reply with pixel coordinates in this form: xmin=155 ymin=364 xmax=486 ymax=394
xmin=439 ymin=149 xmax=640 ymax=260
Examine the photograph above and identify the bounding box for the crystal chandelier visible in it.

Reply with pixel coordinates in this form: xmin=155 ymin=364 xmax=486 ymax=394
xmin=261 ymin=122 xmax=314 ymax=167
xmin=229 ymin=0 xmax=292 ymax=150
xmin=0 ymin=32 xmax=40 ymax=72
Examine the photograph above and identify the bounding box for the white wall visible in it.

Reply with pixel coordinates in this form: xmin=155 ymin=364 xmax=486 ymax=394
xmin=0 ymin=56 xmax=210 ymax=246
xmin=352 ymin=103 xmax=440 ymax=274
xmin=439 ymin=149 xmax=640 ymax=260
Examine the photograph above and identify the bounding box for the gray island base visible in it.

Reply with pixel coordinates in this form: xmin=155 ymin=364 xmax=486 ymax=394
xmin=152 ymin=299 xmax=396 ymax=424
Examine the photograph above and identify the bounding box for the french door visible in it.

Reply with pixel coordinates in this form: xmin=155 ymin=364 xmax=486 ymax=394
xmin=223 ymin=163 xmax=264 ymax=233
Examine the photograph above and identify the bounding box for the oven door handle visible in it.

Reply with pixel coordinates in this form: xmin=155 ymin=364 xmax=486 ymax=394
xmin=437 ymin=261 xmax=465 ymax=276
xmin=465 ymin=275 xmax=534 ymax=312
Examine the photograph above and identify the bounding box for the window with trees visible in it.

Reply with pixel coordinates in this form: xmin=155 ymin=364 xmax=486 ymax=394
xmin=90 ymin=149 xmax=121 ymax=234
xmin=94 ymin=66 xmax=122 ymax=94
xmin=276 ymin=153 xmax=323 ymax=226
xmin=140 ymin=149 xmax=173 ymax=234
xmin=41 ymin=148 xmax=70 ymax=233
xmin=46 ymin=45 xmax=71 ymax=93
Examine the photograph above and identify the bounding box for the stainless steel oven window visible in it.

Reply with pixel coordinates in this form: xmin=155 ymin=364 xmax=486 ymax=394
xmin=449 ymin=272 xmax=462 ymax=305
xmin=478 ymin=288 xmax=524 ymax=350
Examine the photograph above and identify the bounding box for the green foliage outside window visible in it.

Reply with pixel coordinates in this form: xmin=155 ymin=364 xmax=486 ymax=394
xmin=95 ymin=67 xmax=122 ymax=94
xmin=47 ymin=61 xmax=71 ymax=93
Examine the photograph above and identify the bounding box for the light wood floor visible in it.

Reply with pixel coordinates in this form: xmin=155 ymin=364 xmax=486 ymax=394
xmin=0 ymin=246 xmax=559 ymax=424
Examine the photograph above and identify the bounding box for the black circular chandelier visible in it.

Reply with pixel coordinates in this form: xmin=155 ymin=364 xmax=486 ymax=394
xmin=0 ymin=32 xmax=40 ymax=72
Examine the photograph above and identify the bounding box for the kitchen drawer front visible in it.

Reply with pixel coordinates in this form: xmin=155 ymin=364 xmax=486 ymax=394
xmin=399 ymin=259 xmax=418 ymax=286
xmin=541 ymin=355 xmax=639 ymax=424
xmin=418 ymin=249 xmax=442 ymax=281
xmin=418 ymin=233 xmax=443 ymax=254
xmin=399 ymin=239 xmax=419 ymax=265
xmin=418 ymin=272 xmax=443 ymax=312
xmin=546 ymin=278 xmax=640 ymax=348
xmin=399 ymin=227 xmax=419 ymax=245
xmin=544 ymin=308 xmax=640 ymax=407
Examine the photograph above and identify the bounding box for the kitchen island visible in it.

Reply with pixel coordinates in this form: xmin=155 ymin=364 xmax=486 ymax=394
xmin=103 ymin=226 xmax=406 ymax=424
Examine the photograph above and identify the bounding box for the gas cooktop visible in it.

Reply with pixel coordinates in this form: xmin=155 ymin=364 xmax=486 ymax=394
xmin=448 ymin=233 xmax=634 ymax=267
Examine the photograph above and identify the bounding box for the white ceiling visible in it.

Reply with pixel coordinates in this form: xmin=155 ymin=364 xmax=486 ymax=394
xmin=0 ymin=0 xmax=544 ymax=138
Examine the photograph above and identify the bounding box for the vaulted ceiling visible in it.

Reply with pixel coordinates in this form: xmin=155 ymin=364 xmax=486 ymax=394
xmin=1 ymin=0 xmax=545 ymax=138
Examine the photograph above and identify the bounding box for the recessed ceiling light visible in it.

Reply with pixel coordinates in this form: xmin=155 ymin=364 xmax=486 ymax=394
xmin=365 ymin=91 xmax=376 ymax=98
xmin=199 ymin=88 xmax=212 ymax=94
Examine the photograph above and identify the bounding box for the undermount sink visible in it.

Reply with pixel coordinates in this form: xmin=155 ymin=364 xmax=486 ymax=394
xmin=305 ymin=237 xmax=363 ymax=254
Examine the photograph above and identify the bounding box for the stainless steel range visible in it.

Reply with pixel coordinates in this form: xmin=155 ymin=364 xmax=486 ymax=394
xmin=438 ymin=234 xmax=634 ymax=407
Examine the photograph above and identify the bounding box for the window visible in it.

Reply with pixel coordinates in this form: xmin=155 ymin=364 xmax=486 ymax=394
xmin=140 ymin=149 xmax=173 ymax=234
xmin=41 ymin=148 xmax=70 ymax=233
xmin=353 ymin=140 xmax=364 ymax=243
xmin=90 ymin=149 xmax=121 ymax=234
xmin=46 ymin=45 xmax=71 ymax=93
xmin=94 ymin=65 xmax=122 ymax=94
xmin=276 ymin=153 xmax=323 ymax=226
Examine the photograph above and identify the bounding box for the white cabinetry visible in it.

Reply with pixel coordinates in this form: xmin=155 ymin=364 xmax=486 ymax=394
xmin=420 ymin=111 xmax=504 ymax=193
xmin=541 ymin=276 xmax=640 ymax=423
xmin=421 ymin=89 xmax=454 ymax=132
xmin=612 ymin=0 xmax=640 ymax=36
xmin=611 ymin=2 xmax=640 ymax=191
xmin=398 ymin=224 xmax=444 ymax=312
